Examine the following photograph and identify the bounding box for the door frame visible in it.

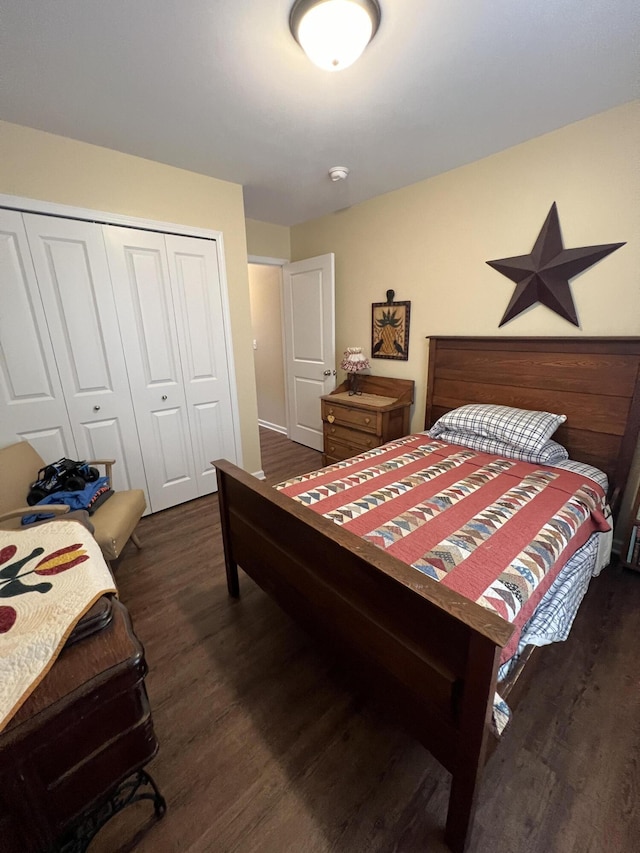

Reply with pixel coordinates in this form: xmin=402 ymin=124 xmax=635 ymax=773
xmin=0 ymin=193 xmax=243 ymax=468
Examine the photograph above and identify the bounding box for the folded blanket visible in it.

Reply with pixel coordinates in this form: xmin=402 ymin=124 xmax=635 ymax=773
xmin=22 ymin=478 xmax=112 ymax=524
xmin=0 ymin=521 xmax=117 ymax=731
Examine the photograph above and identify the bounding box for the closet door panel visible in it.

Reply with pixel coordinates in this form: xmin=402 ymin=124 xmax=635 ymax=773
xmin=80 ymin=418 xmax=134 ymax=488
xmin=128 ymin=249 xmax=178 ymax=386
xmin=104 ymin=226 xmax=197 ymax=511
xmin=17 ymin=427 xmax=73 ymax=466
xmin=166 ymin=235 xmax=237 ymax=495
xmin=192 ymin=401 xmax=227 ymax=482
xmin=24 ymin=215 xmax=149 ymax=502
xmin=151 ymin=407 xmax=194 ymax=485
xmin=31 ymin=237 xmax=108 ymax=391
xmin=0 ymin=209 xmax=77 ymax=459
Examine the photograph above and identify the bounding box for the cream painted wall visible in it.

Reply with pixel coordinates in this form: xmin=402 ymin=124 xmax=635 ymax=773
xmin=246 ymin=218 xmax=291 ymax=260
xmin=248 ymin=265 xmax=287 ymax=431
xmin=0 ymin=120 xmax=261 ymax=475
xmin=291 ymin=101 xmax=640 ymax=530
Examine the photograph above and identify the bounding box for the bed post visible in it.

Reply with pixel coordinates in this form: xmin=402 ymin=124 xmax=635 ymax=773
xmin=424 ymin=337 xmax=438 ymax=430
xmin=445 ymin=633 xmax=501 ymax=853
xmin=214 ymin=464 xmax=240 ymax=598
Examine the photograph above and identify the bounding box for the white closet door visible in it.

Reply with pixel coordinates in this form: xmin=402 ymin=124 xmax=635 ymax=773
xmin=165 ymin=234 xmax=237 ymax=495
xmin=104 ymin=226 xmax=198 ymax=512
xmin=0 ymin=209 xmax=77 ymax=463
xmin=23 ymin=215 xmax=149 ymax=503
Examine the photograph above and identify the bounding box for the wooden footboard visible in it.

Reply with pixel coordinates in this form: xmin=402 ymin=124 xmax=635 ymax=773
xmin=214 ymin=459 xmax=514 ymax=853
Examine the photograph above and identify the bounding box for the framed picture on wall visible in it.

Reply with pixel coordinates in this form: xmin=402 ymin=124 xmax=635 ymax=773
xmin=371 ymin=291 xmax=411 ymax=360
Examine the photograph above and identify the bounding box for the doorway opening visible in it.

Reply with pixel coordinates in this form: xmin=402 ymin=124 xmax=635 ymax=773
xmin=248 ymin=261 xmax=288 ymax=436
xmin=248 ymin=253 xmax=336 ymax=452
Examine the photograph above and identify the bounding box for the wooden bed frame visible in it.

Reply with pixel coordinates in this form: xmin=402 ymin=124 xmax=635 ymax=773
xmin=214 ymin=336 xmax=640 ymax=853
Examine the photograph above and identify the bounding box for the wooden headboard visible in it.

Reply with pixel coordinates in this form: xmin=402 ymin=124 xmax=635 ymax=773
xmin=424 ymin=337 xmax=640 ymax=506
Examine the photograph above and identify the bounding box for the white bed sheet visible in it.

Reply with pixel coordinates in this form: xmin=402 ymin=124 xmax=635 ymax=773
xmin=498 ymin=510 xmax=611 ymax=684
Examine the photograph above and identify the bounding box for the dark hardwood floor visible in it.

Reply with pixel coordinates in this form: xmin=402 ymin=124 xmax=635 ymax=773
xmin=92 ymin=429 xmax=640 ymax=853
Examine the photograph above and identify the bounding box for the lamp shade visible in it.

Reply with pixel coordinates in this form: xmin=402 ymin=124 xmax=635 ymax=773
xmin=340 ymin=347 xmax=370 ymax=373
xmin=290 ymin=0 xmax=381 ymax=72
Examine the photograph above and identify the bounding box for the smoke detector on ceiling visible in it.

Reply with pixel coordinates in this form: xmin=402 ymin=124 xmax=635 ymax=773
xmin=329 ymin=166 xmax=349 ymax=181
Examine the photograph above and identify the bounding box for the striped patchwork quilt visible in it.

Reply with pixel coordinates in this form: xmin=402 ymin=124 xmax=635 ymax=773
xmin=276 ymin=434 xmax=609 ymax=664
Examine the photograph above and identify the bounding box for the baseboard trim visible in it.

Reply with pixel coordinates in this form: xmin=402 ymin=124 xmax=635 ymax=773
xmin=258 ymin=420 xmax=288 ymax=436
xmin=252 ymin=469 xmax=266 ymax=480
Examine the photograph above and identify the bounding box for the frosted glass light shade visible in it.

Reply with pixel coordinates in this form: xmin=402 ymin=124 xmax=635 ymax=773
xmin=290 ymin=0 xmax=381 ymax=72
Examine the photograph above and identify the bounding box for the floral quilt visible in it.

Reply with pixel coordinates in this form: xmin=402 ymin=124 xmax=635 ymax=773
xmin=0 ymin=520 xmax=116 ymax=731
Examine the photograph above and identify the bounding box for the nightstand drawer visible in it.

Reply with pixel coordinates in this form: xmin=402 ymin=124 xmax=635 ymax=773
xmin=323 ymin=422 xmax=381 ymax=451
xmin=323 ymin=435 xmax=380 ymax=462
xmin=322 ymin=402 xmax=378 ymax=433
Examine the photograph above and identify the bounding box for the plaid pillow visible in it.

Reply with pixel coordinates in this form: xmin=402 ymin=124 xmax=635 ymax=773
xmin=431 ymin=430 xmax=569 ymax=464
xmin=429 ymin=404 xmax=566 ymax=452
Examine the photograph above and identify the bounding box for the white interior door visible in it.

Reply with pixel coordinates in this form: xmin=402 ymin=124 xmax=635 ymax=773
xmin=165 ymin=234 xmax=237 ymax=495
xmin=104 ymin=225 xmax=198 ymax=512
xmin=0 ymin=209 xmax=77 ymax=464
xmin=23 ymin=214 xmax=149 ymax=502
xmin=282 ymin=254 xmax=335 ymax=450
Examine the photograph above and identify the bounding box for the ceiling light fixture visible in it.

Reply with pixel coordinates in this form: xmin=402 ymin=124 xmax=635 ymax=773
xmin=290 ymin=0 xmax=381 ymax=72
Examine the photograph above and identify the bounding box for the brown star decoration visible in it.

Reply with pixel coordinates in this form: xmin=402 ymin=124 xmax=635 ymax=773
xmin=487 ymin=202 xmax=625 ymax=327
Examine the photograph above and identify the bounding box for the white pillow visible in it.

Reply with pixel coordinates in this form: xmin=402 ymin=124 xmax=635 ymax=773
xmin=428 ymin=404 xmax=566 ymax=453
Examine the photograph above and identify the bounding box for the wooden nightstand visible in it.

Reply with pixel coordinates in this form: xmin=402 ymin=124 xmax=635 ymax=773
xmin=321 ymin=376 xmax=414 ymax=465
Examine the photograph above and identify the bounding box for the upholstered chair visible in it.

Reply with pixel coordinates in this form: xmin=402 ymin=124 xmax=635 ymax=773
xmin=0 ymin=441 xmax=146 ymax=563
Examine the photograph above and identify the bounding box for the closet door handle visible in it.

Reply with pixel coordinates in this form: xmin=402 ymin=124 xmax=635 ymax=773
xmin=93 ymin=405 xmax=101 ymax=411
xmin=161 ymin=395 xmax=168 ymax=401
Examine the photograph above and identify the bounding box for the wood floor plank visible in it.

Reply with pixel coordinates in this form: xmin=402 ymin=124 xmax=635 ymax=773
xmin=90 ymin=429 xmax=640 ymax=853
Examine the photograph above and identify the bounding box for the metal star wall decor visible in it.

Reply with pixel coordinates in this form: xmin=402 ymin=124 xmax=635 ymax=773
xmin=487 ymin=202 xmax=625 ymax=327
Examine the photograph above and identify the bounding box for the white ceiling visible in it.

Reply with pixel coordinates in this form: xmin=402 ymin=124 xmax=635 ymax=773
xmin=0 ymin=1 xmax=638 ymax=226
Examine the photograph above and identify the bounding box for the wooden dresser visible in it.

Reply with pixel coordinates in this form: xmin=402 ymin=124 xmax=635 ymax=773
xmin=321 ymin=375 xmax=414 ymax=465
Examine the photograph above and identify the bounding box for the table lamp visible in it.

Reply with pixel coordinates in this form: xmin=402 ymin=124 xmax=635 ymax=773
xmin=340 ymin=347 xmax=370 ymax=395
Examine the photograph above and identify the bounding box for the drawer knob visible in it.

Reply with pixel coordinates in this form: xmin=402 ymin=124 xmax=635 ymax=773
xmin=327 ymin=414 xmax=335 ymax=424
xmin=329 ymin=445 xmax=335 ymax=452
xmin=330 ymin=427 xmax=335 ymax=434
xmin=364 ymin=417 xmax=371 ymax=424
